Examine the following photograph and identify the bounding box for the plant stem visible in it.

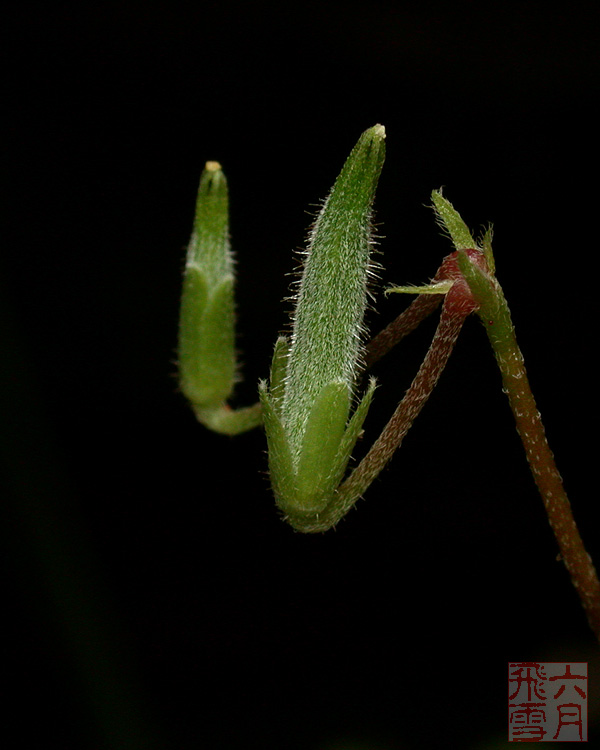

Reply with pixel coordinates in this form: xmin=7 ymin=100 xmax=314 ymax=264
xmin=459 ymin=253 xmax=600 ymax=641
xmin=365 ymin=294 xmax=441 ymax=368
xmin=192 ymin=401 xmax=262 ymax=435
xmin=334 ymin=286 xmax=473 ymax=523
xmin=365 ymin=252 xmax=468 ymax=369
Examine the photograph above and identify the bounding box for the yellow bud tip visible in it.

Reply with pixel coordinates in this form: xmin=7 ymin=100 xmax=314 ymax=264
xmin=205 ymin=161 xmax=222 ymax=172
xmin=372 ymin=124 xmax=386 ymax=139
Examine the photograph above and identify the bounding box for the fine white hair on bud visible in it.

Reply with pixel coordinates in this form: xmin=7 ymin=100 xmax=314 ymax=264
xmin=260 ymin=125 xmax=385 ymax=522
xmin=177 ymin=162 xmax=263 ymax=435
xmin=178 ymin=162 xmax=235 ymax=408
xmin=282 ymin=125 xmax=385 ymax=463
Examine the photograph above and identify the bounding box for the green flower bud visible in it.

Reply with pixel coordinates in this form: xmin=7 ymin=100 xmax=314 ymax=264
xmin=260 ymin=125 xmax=385 ymax=525
xmin=178 ymin=162 xmax=236 ymax=408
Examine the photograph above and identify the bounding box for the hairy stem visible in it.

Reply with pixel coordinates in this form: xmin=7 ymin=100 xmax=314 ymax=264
xmin=192 ymin=402 xmax=263 ymax=436
xmin=329 ymin=286 xmax=474 ymax=527
xmin=459 ymin=252 xmax=600 ymax=641
xmin=364 ymin=294 xmax=442 ymax=368
xmin=503 ymin=342 xmax=600 ymax=638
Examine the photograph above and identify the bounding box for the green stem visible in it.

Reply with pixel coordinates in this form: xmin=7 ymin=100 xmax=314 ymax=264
xmin=459 ymin=252 xmax=600 ymax=642
xmin=192 ymin=401 xmax=262 ymax=436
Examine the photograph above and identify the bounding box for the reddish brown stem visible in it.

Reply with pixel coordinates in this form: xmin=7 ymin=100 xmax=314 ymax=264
xmin=338 ymin=280 xmax=476 ymax=508
xmin=365 ymin=292 xmax=441 ymax=368
xmin=503 ymin=343 xmax=600 ymax=639
xmin=458 ymin=249 xmax=600 ymax=642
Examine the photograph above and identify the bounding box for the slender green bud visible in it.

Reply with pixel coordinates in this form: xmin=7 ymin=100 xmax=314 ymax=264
xmin=178 ymin=162 xmax=236 ymax=407
xmin=261 ymin=125 xmax=385 ymax=523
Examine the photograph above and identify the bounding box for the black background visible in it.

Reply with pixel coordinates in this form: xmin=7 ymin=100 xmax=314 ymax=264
xmin=3 ymin=2 xmax=599 ymax=748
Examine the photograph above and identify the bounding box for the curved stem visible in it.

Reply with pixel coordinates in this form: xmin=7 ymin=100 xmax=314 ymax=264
xmin=193 ymin=401 xmax=262 ymax=435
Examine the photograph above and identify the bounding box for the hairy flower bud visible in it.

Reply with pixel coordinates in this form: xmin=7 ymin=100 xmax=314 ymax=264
xmin=178 ymin=162 xmax=235 ymax=407
xmin=260 ymin=125 xmax=385 ymax=525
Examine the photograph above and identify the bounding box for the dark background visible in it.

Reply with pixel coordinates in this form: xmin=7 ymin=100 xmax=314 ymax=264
xmin=3 ymin=2 xmax=599 ymax=748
